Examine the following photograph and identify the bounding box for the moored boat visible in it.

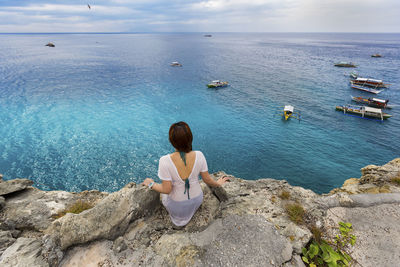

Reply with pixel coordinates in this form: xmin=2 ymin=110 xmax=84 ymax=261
xmin=371 ymin=54 xmax=382 ymax=58
xmin=350 ymin=81 xmax=383 ymax=94
xmin=204 ymin=34 xmax=212 ymax=37
xmin=351 ymin=96 xmax=392 ymax=109
xmin=334 ymin=62 xmax=357 ymax=67
xmin=282 ymin=105 xmax=301 ymax=121
xmin=336 ymin=105 xmax=392 ymax=120
xmin=350 ymin=77 xmax=389 ymax=88
xmin=170 ymin=61 xmax=182 ymax=67
xmin=207 ymin=80 xmax=228 ymax=88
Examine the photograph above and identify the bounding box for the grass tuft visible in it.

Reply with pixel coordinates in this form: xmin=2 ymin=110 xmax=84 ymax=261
xmin=53 ymin=200 xmax=94 ymax=219
xmin=391 ymin=177 xmax=400 ymax=186
xmin=279 ymin=190 xmax=290 ymax=200
xmin=285 ymin=203 xmax=305 ymax=224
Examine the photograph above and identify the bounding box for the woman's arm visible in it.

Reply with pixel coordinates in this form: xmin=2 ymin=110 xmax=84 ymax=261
xmin=142 ymin=178 xmax=172 ymax=194
xmin=201 ymin=171 xmax=229 ymax=187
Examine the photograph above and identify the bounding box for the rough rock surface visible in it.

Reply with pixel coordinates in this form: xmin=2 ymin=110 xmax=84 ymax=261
xmin=1 ymin=158 xmax=400 ymax=266
xmin=324 ymin=203 xmax=400 ymax=266
xmin=0 ymin=178 xmax=33 ymax=196
xmin=0 ymin=237 xmax=48 ymax=267
xmin=47 ymin=183 xmax=160 ymax=250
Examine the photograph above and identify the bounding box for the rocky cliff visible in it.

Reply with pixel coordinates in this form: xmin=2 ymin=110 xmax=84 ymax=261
xmin=1 ymin=158 xmax=400 ymax=267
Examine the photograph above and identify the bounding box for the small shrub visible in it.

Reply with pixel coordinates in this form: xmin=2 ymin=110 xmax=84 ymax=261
xmin=310 ymin=225 xmax=323 ymax=244
xmin=285 ymin=203 xmax=305 ymax=224
xmin=270 ymin=195 xmax=277 ymax=203
xmin=53 ymin=200 xmax=94 ymax=219
xmin=391 ymin=177 xmax=400 ymax=186
xmin=279 ymin=190 xmax=290 ymax=200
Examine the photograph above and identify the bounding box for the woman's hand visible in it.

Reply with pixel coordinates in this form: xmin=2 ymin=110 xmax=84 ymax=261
xmin=216 ymin=176 xmax=230 ymax=186
xmin=142 ymin=178 xmax=154 ymax=187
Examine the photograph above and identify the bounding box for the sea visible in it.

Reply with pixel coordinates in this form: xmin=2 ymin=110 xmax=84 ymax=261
xmin=0 ymin=33 xmax=399 ymax=194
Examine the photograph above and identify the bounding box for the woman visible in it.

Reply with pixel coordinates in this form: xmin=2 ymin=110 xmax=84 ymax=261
xmin=142 ymin=121 xmax=229 ymax=227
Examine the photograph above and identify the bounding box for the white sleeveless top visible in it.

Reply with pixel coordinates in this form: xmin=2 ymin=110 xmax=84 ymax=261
xmin=158 ymin=150 xmax=208 ymax=201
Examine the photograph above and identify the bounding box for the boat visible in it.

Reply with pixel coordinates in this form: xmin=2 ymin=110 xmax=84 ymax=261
xmin=351 ymin=96 xmax=392 ymax=109
xmin=207 ymin=80 xmax=228 ymax=88
xmin=350 ymin=81 xmax=383 ymax=94
xmin=349 ymin=71 xmax=358 ymax=79
xmin=282 ymin=105 xmax=301 ymax=121
xmin=371 ymin=54 xmax=382 ymax=58
xmin=336 ymin=105 xmax=392 ymax=120
xmin=170 ymin=61 xmax=182 ymax=67
xmin=350 ymin=77 xmax=389 ymax=88
xmin=204 ymin=34 xmax=212 ymax=37
xmin=334 ymin=62 xmax=357 ymax=67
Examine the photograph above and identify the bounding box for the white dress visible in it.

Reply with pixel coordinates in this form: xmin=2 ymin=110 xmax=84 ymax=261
xmin=158 ymin=150 xmax=208 ymax=226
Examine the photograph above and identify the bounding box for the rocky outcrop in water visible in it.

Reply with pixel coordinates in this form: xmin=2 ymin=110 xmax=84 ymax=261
xmin=0 ymin=158 xmax=399 ymax=266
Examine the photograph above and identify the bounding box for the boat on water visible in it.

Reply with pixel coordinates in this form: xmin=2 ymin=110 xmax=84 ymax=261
xmin=336 ymin=105 xmax=392 ymax=120
xmin=283 ymin=105 xmax=301 ymax=121
xmin=351 ymin=96 xmax=392 ymax=109
xmin=350 ymin=81 xmax=383 ymax=94
xmin=351 ymin=77 xmax=389 ymax=88
xmin=349 ymin=71 xmax=358 ymax=79
xmin=371 ymin=54 xmax=382 ymax=58
xmin=207 ymin=80 xmax=228 ymax=88
xmin=170 ymin=61 xmax=182 ymax=67
xmin=204 ymin=34 xmax=212 ymax=37
xmin=334 ymin=62 xmax=357 ymax=67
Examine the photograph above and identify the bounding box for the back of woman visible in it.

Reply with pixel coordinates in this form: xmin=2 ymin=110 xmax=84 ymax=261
xmin=142 ymin=121 xmax=229 ymax=227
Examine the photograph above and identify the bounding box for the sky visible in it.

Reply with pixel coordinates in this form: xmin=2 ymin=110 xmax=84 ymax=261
xmin=0 ymin=0 xmax=399 ymax=33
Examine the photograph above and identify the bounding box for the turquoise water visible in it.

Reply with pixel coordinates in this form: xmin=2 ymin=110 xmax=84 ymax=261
xmin=0 ymin=33 xmax=399 ymax=193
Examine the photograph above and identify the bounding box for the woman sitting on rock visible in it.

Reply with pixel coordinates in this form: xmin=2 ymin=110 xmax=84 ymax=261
xmin=142 ymin=121 xmax=229 ymax=227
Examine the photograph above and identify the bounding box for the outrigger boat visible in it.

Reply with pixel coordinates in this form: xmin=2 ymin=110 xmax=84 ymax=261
xmin=282 ymin=105 xmax=301 ymax=121
xmin=351 ymin=96 xmax=392 ymax=109
xmin=334 ymin=62 xmax=357 ymax=67
xmin=207 ymin=80 xmax=229 ymax=88
xmin=170 ymin=61 xmax=182 ymax=67
xmin=350 ymin=77 xmax=389 ymax=88
xmin=350 ymin=81 xmax=383 ymax=94
xmin=336 ymin=105 xmax=392 ymax=120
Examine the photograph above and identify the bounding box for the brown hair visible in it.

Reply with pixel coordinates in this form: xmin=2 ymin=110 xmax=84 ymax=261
xmin=169 ymin=121 xmax=193 ymax=153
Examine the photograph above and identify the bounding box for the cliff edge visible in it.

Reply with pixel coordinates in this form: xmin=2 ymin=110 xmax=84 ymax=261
xmin=1 ymin=158 xmax=400 ymax=266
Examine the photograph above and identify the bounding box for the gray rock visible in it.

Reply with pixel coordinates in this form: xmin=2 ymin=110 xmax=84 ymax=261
xmin=0 ymin=173 xmax=3 ymax=181
xmin=0 ymin=196 xmax=4 ymax=210
xmin=2 ymin=187 xmax=76 ymax=231
xmin=0 ymin=237 xmax=48 ymax=267
xmin=324 ymin=203 xmax=400 ymax=267
xmin=47 ymin=183 xmax=159 ymax=250
xmin=0 ymin=178 xmax=33 ymax=196
xmin=112 ymin=236 xmax=127 ymax=253
xmin=0 ymin=230 xmax=16 ymax=255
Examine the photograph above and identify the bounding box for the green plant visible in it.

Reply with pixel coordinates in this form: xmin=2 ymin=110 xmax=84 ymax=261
xmin=391 ymin=177 xmax=400 ymax=185
xmin=53 ymin=200 xmax=94 ymax=219
xmin=285 ymin=203 xmax=304 ymax=224
xmin=302 ymin=222 xmax=356 ymax=267
xmin=279 ymin=190 xmax=290 ymax=200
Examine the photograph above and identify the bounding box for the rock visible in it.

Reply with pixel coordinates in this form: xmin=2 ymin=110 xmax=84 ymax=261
xmin=45 ymin=42 xmax=55 ymax=47
xmin=41 ymin=235 xmax=63 ymax=266
xmin=0 ymin=230 xmax=16 ymax=255
xmin=0 ymin=178 xmax=33 ymax=196
xmin=324 ymin=203 xmax=400 ymax=267
xmin=47 ymin=183 xmax=160 ymax=250
xmin=1 ymin=187 xmax=76 ymax=231
xmin=155 ymin=214 xmax=293 ymax=266
xmin=112 ymin=236 xmax=127 ymax=253
xmin=0 ymin=237 xmax=48 ymax=267
xmin=0 ymin=173 xmax=3 ymax=181
xmin=0 ymin=196 xmax=4 ymax=210
xmin=360 ymin=158 xmax=400 ymax=186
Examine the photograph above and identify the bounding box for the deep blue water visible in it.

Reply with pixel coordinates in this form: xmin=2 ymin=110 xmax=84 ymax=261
xmin=0 ymin=33 xmax=399 ymax=194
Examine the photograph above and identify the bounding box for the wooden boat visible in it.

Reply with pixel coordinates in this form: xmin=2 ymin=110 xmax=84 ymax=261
xmin=351 ymin=77 xmax=389 ymax=88
xmin=170 ymin=61 xmax=182 ymax=67
xmin=350 ymin=81 xmax=383 ymax=94
xmin=336 ymin=105 xmax=392 ymax=120
xmin=371 ymin=54 xmax=382 ymax=58
xmin=334 ymin=62 xmax=357 ymax=67
xmin=207 ymin=80 xmax=228 ymax=88
xmin=283 ymin=105 xmax=301 ymax=121
xmin=351 ymin=96 xmax=392 ymax=109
